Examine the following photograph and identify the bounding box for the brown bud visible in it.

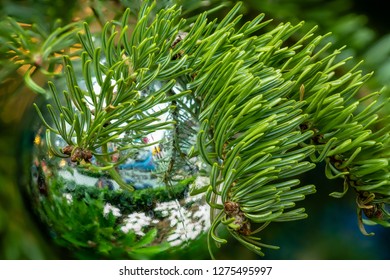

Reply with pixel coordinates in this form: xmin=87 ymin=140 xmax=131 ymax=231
xmin=82 ymin=149 xmax=93 ymax=162
xmin=71 ymin=147 xmax=83 ymax=162
xmin=224 ymin=201 xmax=240 ymax=216
xmin=238 ymin=220 xmax=251 ymax=236
xmin=363 ymin=205 xmax=383 ymax=219
xmin=62 ymin=145 xmax=74 ymax=155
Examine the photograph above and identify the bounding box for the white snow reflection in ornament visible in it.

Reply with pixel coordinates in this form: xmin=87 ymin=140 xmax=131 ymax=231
xmin=118 ymin=192 xmax=210 ymax=246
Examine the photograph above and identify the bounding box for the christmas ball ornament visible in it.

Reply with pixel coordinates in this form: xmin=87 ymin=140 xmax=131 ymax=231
xmin=28 ymin=72 xmax=210 ymax=259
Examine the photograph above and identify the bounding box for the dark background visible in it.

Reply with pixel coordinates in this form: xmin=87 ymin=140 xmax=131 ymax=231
xmin=0 ymin=0 xmax=389 ymax=259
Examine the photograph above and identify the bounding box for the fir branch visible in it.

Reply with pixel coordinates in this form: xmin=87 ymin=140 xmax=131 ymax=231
xmin=31 ymin=0 xmax=390 ymax=257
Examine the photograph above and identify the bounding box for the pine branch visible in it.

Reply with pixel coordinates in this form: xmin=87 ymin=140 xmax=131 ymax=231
xmin=28 ymin=0 xmax=390 ymax=257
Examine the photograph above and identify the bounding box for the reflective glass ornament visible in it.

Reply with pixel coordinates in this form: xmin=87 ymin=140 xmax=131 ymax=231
xmin=28 ymin=80 xmax=211 ymax=259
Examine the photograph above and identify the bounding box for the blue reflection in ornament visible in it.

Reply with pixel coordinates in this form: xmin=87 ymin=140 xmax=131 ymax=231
xmin=119 ymin=151 xmax=156 ymax=171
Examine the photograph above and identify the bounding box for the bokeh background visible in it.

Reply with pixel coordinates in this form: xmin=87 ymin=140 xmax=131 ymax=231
xmin=0 ymin=0 xmax=389 ymax=259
